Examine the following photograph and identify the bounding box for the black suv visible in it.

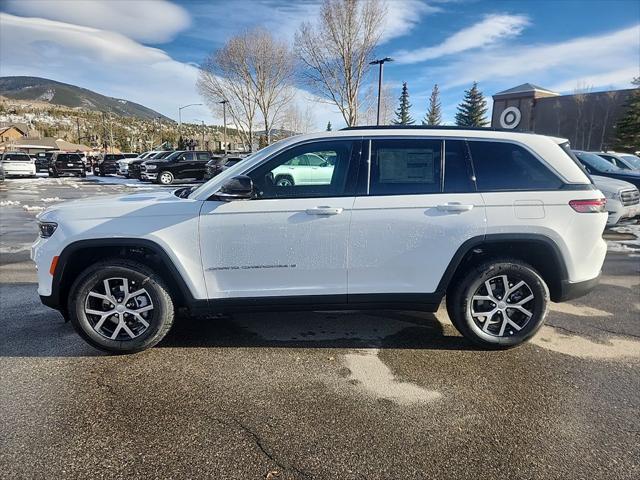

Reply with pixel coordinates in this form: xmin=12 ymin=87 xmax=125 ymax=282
xmin=129 ymin=151 xmax=173 ymax=179
xmin=48 ymin=152 xmax=86 ymax=177
xmin=141 ymin=150 xmax=212 ymax=184
xmin=203 ymin=155 xmax=245 ymax=180
xmin=95 ymin=153 xmax=125 ymax=176
xmin=35 ymin=151 xmax=54 ymax=172
xmin=573 ymin=150 xmax=640 ymax=190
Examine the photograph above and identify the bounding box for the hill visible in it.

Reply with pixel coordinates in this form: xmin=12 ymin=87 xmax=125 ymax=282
xmin=0 ymin=76 xmax=171 ymax=121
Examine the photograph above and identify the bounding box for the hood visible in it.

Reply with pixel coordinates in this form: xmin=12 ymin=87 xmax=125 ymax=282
xmin=591 ymin=175 xmax=637 ymax=193
xmin=37 ymin=190 xmax=202 ymax=223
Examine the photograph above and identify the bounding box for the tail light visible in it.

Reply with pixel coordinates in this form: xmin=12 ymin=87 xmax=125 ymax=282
xmin=569 ymin=198 xmax=606 ymax=213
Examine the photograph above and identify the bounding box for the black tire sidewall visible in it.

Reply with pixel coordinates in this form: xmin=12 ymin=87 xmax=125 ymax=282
xmin=69 ymin=262 xmax=174 ymax=353
xmin=448 ymin=261 xmax=549 ymax=348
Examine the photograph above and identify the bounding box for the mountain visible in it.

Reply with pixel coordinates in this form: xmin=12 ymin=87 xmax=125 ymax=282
xmin=0 ymin=76 xmax=171 ymax=121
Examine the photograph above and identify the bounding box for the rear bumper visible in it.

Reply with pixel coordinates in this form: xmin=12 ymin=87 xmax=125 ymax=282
xmin=557 ymin=273 xmax=600 ymax=302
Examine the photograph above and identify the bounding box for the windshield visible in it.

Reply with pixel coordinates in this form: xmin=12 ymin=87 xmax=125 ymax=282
xmin=574 ymin=151 xmax=621 ymax=173
xmin=151 ymin=151 xmax=173 ymax=159
xmin=620 ymin=154 xmax=640 ymax=169
xmin=157 ymin=151 xmax=186 ymax=162
xmin=57 ymin=154 xmax=81 ymax=161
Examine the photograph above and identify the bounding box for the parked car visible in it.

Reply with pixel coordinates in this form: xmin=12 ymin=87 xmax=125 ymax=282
xmin=35 ymin=151 xmax=54 ymax=172
xmin=573 ymin=150 xmax=640 ymax=190
xmin=203 ymin=155 xmax=245 ymax=180
xmin=48 ymin=152 xmax=86 ymax=178
xmin=117 ymin=151 xmax=157 ymax=177
xmin=0 ymin=161 xmax=4 ymax=182
xmin=595 ymin=151 xmax=640 ymax=171
xmin=32 ymin=127 xmax=608 ymax=353
xmin=129 ymin=150 xmax=173 ymax=179
xmin=140 ymin=150 xmax=212 ymax=184
xmin=94 ymin=153 xmax=125 ymax=176
xmin=0 ymin=151 xmax=36 ymax=178
xmin=271 ymin=152 xmax=334 ymax=186
xmin=591 ymin=175 xmax=640 ymax=225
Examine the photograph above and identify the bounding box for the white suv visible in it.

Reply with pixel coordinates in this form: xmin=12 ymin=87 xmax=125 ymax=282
xmin=32 ymin=127 xmax=607 ymax=353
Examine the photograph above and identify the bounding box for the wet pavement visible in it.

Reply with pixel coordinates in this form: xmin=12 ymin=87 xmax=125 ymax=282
xmin=1 ymin=175 xmax=639 ymax=479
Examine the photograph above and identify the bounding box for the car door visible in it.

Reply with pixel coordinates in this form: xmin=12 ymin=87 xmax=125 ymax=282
xmin=175 ymin=152 xmax=194 ymax=178
xmin=199 ymin=138 xmax=361 ymax=300
xmin=195 ymin=152 xmax=210 ymax=178
xmin=307 ymin=152 xmax=335 ymax=184
xmin=348 ymin=137 xmax=487 ymax=297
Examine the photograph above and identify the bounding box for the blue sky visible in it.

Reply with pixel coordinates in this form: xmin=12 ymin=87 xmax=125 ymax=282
xmin=1 ymin=0 xmax=638 ymax=129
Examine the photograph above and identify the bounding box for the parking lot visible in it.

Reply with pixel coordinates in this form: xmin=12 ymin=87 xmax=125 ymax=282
xmin=1 ymin=174 xmax=639 ymax=479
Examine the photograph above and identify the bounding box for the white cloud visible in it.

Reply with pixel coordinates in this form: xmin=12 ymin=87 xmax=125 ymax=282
xmin=394 ymin=14 xmax=530 ymax=64
xmin=2 ymin=0 xmax=190 ymax=43
xmin=0 ymin=13 xmax=342 ymax=130
xmin=433 ymin=24 xmax=640 ymax=90
xmin=381 ymin=1 xmax=442 ymax=42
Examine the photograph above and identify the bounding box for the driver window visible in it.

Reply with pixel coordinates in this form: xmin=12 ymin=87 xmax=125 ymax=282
xmin=248 ymin=140 xmax=357 ymax=199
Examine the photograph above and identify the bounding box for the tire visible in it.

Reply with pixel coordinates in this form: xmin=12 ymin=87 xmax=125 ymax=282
xmin=49 ymin=171 xmax=58 ymax=178
xmin=275 ymin=175 xmax=294 ymax=187
xmin=80 ymin=171 xmax=86 ymax=178
xmin=446 ymin=259 xmax=549 ymax=349
xmin=157 ymin=171 xmax=174 ymax=185
xmin=68 ymin=259 xmax=175 ymax=353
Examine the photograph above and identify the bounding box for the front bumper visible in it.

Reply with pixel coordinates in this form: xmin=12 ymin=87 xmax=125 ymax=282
xmin=140 ymin=172 xmax=157 ymax=180
xmin=607 ymin=202 xmax=640 ymax=225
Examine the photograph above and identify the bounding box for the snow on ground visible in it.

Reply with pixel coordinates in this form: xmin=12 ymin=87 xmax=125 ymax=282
xmin=608 ymin=222 xmax=640 ymax=252
xmin=22 ymin=205 xmax=45 ymax=213
xmin=0 ymin=200 xmax=21 ymax=206
xmin=40 ymin=197 xmax=63 ymax=203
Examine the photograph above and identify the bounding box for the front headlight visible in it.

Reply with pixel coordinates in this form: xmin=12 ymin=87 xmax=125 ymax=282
xmin=603 ymin=190 xmax=621 ymax=200
xmin=38 ymin=222 xmax=58 ymax=238
xmin=145 ymin=164 xmax=157 ymax=170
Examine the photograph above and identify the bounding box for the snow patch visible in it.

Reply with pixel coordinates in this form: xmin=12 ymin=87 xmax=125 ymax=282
xmin=22 ymin=205 xmax=45 ymax=213
xmin=0 ymin=243 xmax=31 ymax=254
xmin=40 ymin=197 xmax=63 ymax=203
xmin=0 ymin=200 xmax=21 ymax=206
xmin=549 ymin=302 xmax=612 ymax=317
xmin=344 ymin=349 xmax=442 ymax=404
xmin=532 ymin=326 xmax=640 ymax=360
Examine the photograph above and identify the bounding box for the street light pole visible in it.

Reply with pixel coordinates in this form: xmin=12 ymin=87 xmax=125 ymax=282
xmin=369 ymin=57 xmax=393 ymax=126
xmin=178 ymin=103 xmax=203 ymax=145
xmin=219 ymin=100 xmax=228 ymax=154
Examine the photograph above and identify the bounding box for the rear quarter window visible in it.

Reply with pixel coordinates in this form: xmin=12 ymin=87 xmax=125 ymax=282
xmin=469 ymin=141 xmax=562 ymax=191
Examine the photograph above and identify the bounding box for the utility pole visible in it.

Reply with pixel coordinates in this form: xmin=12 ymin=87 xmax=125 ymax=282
xmin=219 ymin=100 xmax=228 ymax=154
xmin=369 ymin=57 xmax=393 ymax=126
xmin=201 ymin=121 xmax=205 ymax=150
xmin=76 ymin=117 xmax=81 ymax=144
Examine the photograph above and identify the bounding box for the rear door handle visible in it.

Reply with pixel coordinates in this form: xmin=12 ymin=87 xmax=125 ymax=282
xmin=305 ymin=206 xmax=343 ymax=215
xmin=437 ymin=203 xmax=474 ymax=212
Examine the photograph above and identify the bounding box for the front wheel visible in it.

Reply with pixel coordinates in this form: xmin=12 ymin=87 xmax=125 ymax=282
xmin=157 ymin=171 xmax=174 ymax=185
xmin=446 ymin=260 xmax=549 ymax=349
xmin=68 ymin=259 xmax=175 ymax=353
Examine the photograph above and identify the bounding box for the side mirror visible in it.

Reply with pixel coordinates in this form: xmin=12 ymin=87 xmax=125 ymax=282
xmin=214 ymin=175 xmax=254 ymax=201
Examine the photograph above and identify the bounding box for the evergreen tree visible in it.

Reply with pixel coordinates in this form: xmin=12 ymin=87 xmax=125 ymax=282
xmin=326 ymin=121 xmax=332 ymax=131
xmin=423 ymin=84 xmax=442 ymax=126
xmin=392 ymin=82 xmax=415 ymax=125
xmin=613 ymin=77 xmax=640 ymax=151
xmin=455 ymin=82 xmax=488 ymax=127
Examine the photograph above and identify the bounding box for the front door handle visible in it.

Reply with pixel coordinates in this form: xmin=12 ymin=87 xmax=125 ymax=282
xmin=437 ymin=203 xmax=474 ymax=212
xmin=305 ymin=206 xmax=343 ymax=215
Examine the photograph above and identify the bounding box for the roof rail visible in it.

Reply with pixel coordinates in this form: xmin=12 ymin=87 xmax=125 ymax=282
xmin=340 ymin=125 xmax=530 ymax=133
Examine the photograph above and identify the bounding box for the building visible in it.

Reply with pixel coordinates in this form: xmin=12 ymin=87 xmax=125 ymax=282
xmin=491 ymin=83 xmax=636 ymax=151
xmin=0 ymin=124 xmax=28 ymax=151
xmin=7 ymin=137 xmax=91 ymax=154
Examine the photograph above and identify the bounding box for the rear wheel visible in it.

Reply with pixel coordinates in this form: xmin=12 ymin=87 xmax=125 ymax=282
xmin=446 ymin=260 xmax=549 ymax=349
xmin=275 ymin=175 xmax=294 ymax=187
xmin=158 ymin=171 xmax=174 ymax=185
xmin=69 ymin=259 xmax=174 ymax=353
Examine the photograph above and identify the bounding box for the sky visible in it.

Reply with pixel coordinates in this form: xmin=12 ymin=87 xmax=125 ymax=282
xmin=1 ymin=0 xmax=639 ymax=129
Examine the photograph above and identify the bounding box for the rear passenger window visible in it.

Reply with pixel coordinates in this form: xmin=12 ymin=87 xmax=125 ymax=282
xmin=469 ymin=141 xmax=562 ymax=191
xmin=197 ymin=153 xmax=210 ymax=161
xmin=444 ymin=140 xmax=475 ymax=193
xmin=369 ymin=139 xmax=442 ymax=195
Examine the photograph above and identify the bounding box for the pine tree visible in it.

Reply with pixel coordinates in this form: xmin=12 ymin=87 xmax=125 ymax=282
xmin=423 ymin=84 xmax=442 ymax=126
xmin=455 ymin=82 xmax=488 ymax=127
xmin=392 ymin=82 xmax=415 ymax=125
xmin=613 ymin=77 xmax=640 ymax=151
xmin=326 ymin=121 xmax=332 ymax=131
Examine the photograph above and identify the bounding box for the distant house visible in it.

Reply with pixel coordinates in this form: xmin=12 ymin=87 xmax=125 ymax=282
xmin=0 ymin=125 xmax=28 ymax=151
xmin=8 ymin=137 xmax=90 ymax=154
xmin=491 ymin=83 xmax=637 ymax=151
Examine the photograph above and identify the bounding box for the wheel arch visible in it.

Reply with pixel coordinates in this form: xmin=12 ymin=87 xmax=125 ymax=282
xmin=438 ymin=234 xmax=569 ymax=302
xmin=51 ymin=238 xmax=197 ymax=316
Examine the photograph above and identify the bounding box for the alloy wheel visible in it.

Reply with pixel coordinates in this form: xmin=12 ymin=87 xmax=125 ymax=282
xmin=469 ymin=274 xmax=535 ymax=337
xmin=84 ymin=277 xmax=154 ymax=340
xmin=160 ymin=172 xmax=173 ymax=184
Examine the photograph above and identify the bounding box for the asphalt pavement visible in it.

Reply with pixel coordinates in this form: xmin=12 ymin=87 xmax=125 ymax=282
xmin=1 ymin=174 xmax=639 ymax=480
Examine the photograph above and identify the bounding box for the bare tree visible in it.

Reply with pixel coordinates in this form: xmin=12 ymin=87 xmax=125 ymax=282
xmin=198 ymin=28 xmax=295 ymax=150
xmin=281 ymin=103 xmax=317 ymax=134
xmin=243 ymin=28 xmax=296 ymax=143
xmin=600 ymin=90 xmax=619 ymax=150
xmin=198 ymin=40 xmax=258 ymax=151
xmin=295 ymin=0 xmax=387 ymax=127
xmin=359 ymin=82 xmax=393 ymax=125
